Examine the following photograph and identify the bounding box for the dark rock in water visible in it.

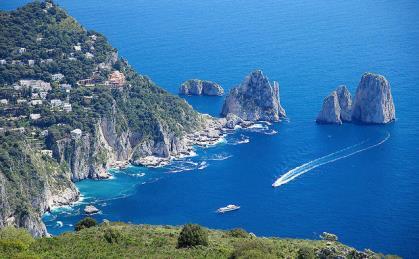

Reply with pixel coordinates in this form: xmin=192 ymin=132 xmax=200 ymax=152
xmin=316 ymin=85 xmax=352 ymax=124
xmin=221 ymin=70 xmax=286 ymax=122
xmin=352 ymin=73 xmax=396 ymax=124
xmin=179 ymin=79 xmax=224 ymax=96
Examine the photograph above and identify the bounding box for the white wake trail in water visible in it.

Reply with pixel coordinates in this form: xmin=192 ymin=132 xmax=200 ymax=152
xmin=272 ymin=133 xmax=390 ymax=188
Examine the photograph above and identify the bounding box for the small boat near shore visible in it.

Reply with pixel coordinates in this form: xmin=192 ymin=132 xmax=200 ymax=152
xmin=217 ymin=204 xmax=240 ymax=213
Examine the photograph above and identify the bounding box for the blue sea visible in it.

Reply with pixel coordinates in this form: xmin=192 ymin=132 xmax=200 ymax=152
xmin=2 ymin=0 xmax=419 ymax=257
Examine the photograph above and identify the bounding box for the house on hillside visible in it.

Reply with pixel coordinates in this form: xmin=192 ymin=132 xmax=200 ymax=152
xmin=108 ymin=71 xmax=126 ymax=87
xmin=30 ymin=114 xmax=41 ymax=120
xmin=71 ymin=128 xmax=82 ymax=139
xmin=51 ymin=73 xmax=64 ymax=81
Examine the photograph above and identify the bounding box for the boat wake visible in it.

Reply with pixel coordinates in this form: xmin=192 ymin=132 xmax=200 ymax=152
xmin=272 ymin=133 xmax=390 ymax=188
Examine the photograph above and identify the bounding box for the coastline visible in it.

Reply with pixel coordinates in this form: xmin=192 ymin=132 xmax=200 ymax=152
xmin=45 ymin=115 xmax=259 ymax=220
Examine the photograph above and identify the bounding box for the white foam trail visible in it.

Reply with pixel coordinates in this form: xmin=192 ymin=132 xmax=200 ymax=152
xmin=272 ymin=133 xmax=390 ymax=187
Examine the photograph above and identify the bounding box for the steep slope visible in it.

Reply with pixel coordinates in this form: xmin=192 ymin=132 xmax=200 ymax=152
xmin=0 ymin=1 xmax=220 ymax=236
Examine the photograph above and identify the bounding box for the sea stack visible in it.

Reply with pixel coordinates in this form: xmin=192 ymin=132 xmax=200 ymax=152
xmin=316 ymin=85 xmax=352 ymax=124
xmin=221 ymin=70 xmax=286 ymax=122
xmin=179 ymin=79 xmax=224 ymax=96
xmin=352 ymin=73 xmax=396 ymax=124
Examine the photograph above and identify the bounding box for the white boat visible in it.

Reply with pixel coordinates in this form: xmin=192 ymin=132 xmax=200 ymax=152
xmin=217 ymin=204 xmax=240 ymax=213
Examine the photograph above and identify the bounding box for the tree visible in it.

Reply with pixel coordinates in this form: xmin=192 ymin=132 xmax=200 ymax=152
xmin=75 ymin=217 xmax=97 ymax=231
xmin=177 ymin=224 xmax=208 ymax=248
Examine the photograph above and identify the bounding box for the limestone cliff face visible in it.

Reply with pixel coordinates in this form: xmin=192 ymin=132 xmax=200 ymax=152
xmin=317 ymin=73 xmax=395 ymax=125
xmin=336 ymin=85 xmax=352 ymax=122
xmin=180 ymin=79 xmax=224 ymax=96
xmin=221 ymin=70 xmax=286 ymax=122
xmin=0 ymin=142 xmax=79 ymax=237
xmin=316 ymin=91 xmax=342 ymax=124
xmin=352 ymin=73 xmax=396 ymax=124
xmin=316 ymin=85 xmax=352 ymax=124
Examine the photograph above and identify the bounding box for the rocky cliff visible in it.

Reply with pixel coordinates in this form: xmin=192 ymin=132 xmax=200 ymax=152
xmin=316 ymin=85 xmax=352 ymax=124
xmin=317 ymin=73 xmax=395 ymax=125
xmin=221 ymin=70 xmax=286 ymax=122
xmin=180 ymin=79 xmax=224 ymax=96
xmin=0 ymin=135 xmax=79 ymax=237
xmin=352 ymin=73 xmax=396 ymax=124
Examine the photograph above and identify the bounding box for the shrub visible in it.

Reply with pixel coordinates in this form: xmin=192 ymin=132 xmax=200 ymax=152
xmin=0 ymin=227 xmax=34 ymax=244
xmin=297 ymin=246 xmax=316 ymax=259
xmin=177 ymin=224 xmax=208 ymax=248
xmin=227 ymin=228 xmax=249 ymax=238
xmin=75 ymin=217 xmax=97 ymax=231
xmin=103 ymin=227 xmax=122 ymax=244
xmin=320 ymin=232 xmax=338 ymax=242
xmin=230 ymin=240 xmax=276 ymax=259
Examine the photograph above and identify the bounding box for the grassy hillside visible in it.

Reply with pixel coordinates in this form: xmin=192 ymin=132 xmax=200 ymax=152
xmin=0 ymin=222 xmax=400 ymax=259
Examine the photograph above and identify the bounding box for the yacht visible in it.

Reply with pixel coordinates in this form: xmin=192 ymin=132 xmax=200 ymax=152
xmin=217 ymin=204 xmax=240 ymax=213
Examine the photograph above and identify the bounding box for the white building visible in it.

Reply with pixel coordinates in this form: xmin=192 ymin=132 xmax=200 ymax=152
xmin=16 ymin=99 xmax=27 ymax=104
xmin=31 ymin=93 xmax=40 ymax=99
xmin=51 ymin=73 xmax=65 ymax=81
xmin=30 ymin=113 xmax=41 ymax=120
xmin=20 ymin=80 xmax=51 ymax=92
xmin=0 ymin=59 xmax=6 ymax=65
xmin=0 ymin=99 xmax=8 ymax=105
xmin=40 ymin=150 xmax=53 ymax=158
xmin=28 ymin=60 xmax=35 ymax=66
xmin=18 ymin=47 xmax=26 ymax=54
xmin=50 ymin=99 xmax=63 ymax=108
xmin=31 ymin=100 xmax=43 ymax=106
xmin=63 ymin=103 xmax=72 ymax=113
xmin=71 ymin=129 xmax=82 ymax=139
xmin=60 ymin=84 xmax=72 ymax=90
xmin=85 ymin=52 xmax=94 ymax=59
xmin=74 ymin=45 xmax=81 ymax=51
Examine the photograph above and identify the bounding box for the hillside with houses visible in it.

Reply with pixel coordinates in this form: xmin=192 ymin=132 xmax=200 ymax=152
xmin=0 ymin=1 xmax=207 ymax=237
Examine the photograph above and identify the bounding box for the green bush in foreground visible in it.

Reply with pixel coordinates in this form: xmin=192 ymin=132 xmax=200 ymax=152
xmin=177 ymin=224 xmax=208 ymax=248
xmin=230 ymin=240 xmax=276 ymax=259
xmin=297 ymin=246 xmax=316 ymax=259
xmin=227 ymin=228 xmax=250 ymax=238
xmin=0 ymin=227 xmax=34 ymax=255
xmin=75 ymin=217 xmax=97 ymax=231
xmin=103 ymin=227 xmax=122 ymax=244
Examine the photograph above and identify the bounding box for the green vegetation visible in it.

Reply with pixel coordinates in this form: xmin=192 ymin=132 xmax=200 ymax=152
xmin=74 ymin=217 xmax=97 ymax=231
xmin=0 ymin=223 xmax=399 ymax=259
xmin=177 ymin=224 xmax=209 ymax=248
xmin=0 ymin=0 xmax=201 ymax=235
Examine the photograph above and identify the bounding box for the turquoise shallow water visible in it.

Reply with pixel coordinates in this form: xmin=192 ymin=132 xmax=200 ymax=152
xmin=2 ymin=1 xmax=419 ymax=257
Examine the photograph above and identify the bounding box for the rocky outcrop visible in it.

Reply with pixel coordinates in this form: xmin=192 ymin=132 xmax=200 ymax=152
xmin=316 ymin=85 xmax=352 ymax=124
xmin=0 ymin=141 xmax=79 ymax=237
xmin=317 ymin=73 xmax=395 ymax=125
xmin=352 ymin=73 xmax=396 ymax=124
xmin=180 ymin=79 xmax=224 ymax=96
xmin=336 ymin=85 xmax=352 ymax=122
xmin=221 ymin=70 xmax=286 ymax=122
xmin=316 ymin=91 xmax=342 ymax=124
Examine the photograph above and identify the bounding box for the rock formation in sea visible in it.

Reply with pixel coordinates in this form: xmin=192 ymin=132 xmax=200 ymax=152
xmin=317 ymin=73 xmax=395 ymax=125
xmin=221 ymin=70 xmax=286 ymax=122
xmin=352 ymin=72 xmax=396 ymax=124
xmin=179 ymin=79 xmax=224 ymax=96
xmin=316 ymin=85 xmax=352 ymax=124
